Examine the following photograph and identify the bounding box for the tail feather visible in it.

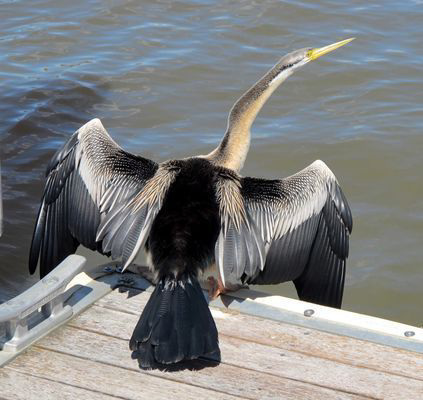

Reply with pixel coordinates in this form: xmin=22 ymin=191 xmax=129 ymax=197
xmin=130 ymin=275 xmax=220 ymax=369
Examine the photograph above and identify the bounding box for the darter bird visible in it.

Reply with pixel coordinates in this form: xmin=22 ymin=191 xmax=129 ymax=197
xmin=29 ymin=38 xmax=353 ymax=369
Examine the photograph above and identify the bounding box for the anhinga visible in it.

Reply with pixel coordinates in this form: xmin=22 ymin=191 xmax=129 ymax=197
xmin=29 ymin=38 xmax=353 ymax=369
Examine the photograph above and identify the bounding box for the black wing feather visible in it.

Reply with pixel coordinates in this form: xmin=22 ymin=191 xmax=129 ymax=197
xmin=217 ymin=160 xmax=352 ymax=308
xmin=29 ymin=119 xmax=158 ymax=277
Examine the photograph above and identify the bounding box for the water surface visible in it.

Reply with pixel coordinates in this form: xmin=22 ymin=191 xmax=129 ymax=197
xmin=1 ymin=0 xmax=422 ymax=326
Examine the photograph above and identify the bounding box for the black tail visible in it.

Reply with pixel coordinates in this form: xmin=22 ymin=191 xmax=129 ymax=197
xmin=129 ymin=275 xmax=220 ymax=369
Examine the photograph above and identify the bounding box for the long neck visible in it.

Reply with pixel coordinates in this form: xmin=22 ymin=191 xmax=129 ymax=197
xmin=205 ymin=56 xmax=298 ymax=172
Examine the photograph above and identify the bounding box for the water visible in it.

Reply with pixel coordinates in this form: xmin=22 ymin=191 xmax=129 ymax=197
xmin=1 ymin=0 xmax=422 ymax=326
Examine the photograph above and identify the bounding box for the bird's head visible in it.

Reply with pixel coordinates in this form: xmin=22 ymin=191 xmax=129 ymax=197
xmin=269 ymin=38 xmax=355 ymax=85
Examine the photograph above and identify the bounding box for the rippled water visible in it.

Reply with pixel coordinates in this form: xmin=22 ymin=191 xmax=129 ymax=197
xmin=1 ymin=0 xmax=422 ymax=326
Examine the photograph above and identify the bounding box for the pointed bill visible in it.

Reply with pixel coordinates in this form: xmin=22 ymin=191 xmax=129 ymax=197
xmin=307 ymin=38 xmax=355 ymax=61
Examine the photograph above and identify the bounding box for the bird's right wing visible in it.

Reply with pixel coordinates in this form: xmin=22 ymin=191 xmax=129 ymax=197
xmin=216 ymin=160 xmax=352 ymax=308
xmin=29 ymin=118 xmax=166 ymax=277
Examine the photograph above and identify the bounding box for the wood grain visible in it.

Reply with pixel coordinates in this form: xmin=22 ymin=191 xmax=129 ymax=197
xmin=6 ymin=346 xmax=241 ymax=400
xmin=0 ymin=367 xmax=120 ymax=400
xmin=34 ymin=323 xmax=366 ymax=400
xmin=98 ymin=289 xmax=423 ymax=380
xmin=67 ymin=296 xmax=423 ymax=399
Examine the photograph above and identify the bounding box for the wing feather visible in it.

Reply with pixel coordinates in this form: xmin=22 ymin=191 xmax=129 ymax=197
xmin=29 ymin=118 xmax=159 ymax=277
xmin=216 ymin=160 xmax=352 ymax=308
xmin=96 ymin=162 xmax=180 ymax=270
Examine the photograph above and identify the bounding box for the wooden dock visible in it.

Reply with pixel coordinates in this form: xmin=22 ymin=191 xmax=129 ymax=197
xmin=0 ymin=257 xmax=422 ymax=399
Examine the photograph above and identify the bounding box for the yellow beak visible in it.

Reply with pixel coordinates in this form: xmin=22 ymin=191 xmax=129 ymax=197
xmin=307 ymin=38 xmax=355 ymax=61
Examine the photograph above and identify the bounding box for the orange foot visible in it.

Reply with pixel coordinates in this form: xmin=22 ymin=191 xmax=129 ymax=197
xmin=207 ymin=276 xmax=226 ymax=301
xmin=207 ymin=276 xmax=247 ymax=301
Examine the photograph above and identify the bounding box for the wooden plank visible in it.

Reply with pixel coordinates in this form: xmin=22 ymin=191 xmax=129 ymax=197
xmin=6 ymin=346 xmax=241 ymax=400
xmin=36 ymin=323 xmax=366 ymax=400
xmin=98 ymin=289 xmax=423 ymax=381
xmin=68 ymin=299 xmax=423 ymax=399
xmin=0 ymin=367 xmax=119 ymax=400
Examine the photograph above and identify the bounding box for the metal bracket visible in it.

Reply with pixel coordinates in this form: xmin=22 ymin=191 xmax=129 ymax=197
xmin=0 ymin=255 xmax=86 ymax=353
xmin=0 ymin=256 xmax=150 ymax=367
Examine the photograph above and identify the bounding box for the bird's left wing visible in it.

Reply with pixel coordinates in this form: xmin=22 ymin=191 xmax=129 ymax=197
xmin=29 ymin=118 xmax=164 ymax=277
xmin=216 ymin=160 xmax=352 ymax=308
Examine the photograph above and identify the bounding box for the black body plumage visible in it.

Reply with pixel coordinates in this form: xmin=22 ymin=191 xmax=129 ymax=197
xmin=148 ymin=158 xmax=221 ymax=279
xmin=131 ymin=158 xmax=221 ymax=368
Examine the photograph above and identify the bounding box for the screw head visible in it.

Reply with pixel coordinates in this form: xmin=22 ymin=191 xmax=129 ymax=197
xmin=103 ymin=266 xmax=113 ymax=273
xmin=304 ymin=309 xmax=315 ymax=317
xmin=404 ymin=331 xmax=415 ymax=337
xmin=118 ymin=276 xmax=135 ymax=287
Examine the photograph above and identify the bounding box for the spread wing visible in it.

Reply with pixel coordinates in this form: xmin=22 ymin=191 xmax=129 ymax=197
xmin=29 ymin=118 xmax=159 ymax=277
xmin=216 ymin=160 xmax=352 ymax=308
